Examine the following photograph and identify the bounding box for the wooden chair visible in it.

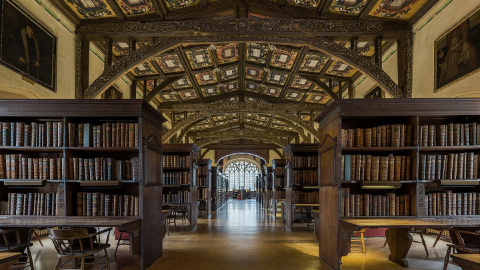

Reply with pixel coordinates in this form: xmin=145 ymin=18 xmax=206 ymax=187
xmin=0 ymin=228 xmax=34 ymax=270
xmin=443 ymin=228 xmax=480 ymax=270
xmin=48 ymin=227 xmax=111 ymax=270
xmin=113 ymin=228 xmax=129 ymax=257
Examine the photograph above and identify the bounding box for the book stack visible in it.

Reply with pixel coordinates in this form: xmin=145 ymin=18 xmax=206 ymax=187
xmin=8 ymin=192 xmax=58 ymax=215
xmin=276 ymin=190 xmax=286 ymax=199
xmin=67 ymin=122 xmax=139 ymax=148
xmin=0 ymin=155 xmax=64 ymax=180
xmin=76 ymin=192 xmax=139 ymax=216
xmin=292 ymin=156 xmax=318 ymax=168
xmin=275 ymin=177 xmax=285 ymax=187
xmin=1 ymin=121 xmax=64 ymax=147
xmin=163 ymin=190 xmax=190 ymax=203
xmin=340 ymin=188 xmax=411 ymax=217
xmin=197 ymin=188 xmax=208 ymax=199
xmin=420 ymin=152 xmax=478 ymax=180
xmin=197 ymin=177 xmax=208 ymax=187
xmin=163 ymin=172 xmax=190 ymax=185
xmin=342 ymin=154 xmax=412 ymax=181
xmin=292 ymin=170 xmax=317 ymax=185
xmin=341 ymin=124 xmax=413 ymax=147
xmin=419 ymin=122 xmax=478 ymax=147
xmin=425 ymin=191 xmax=479 ymax=216
xmin=198 ymin=165 xmax=208 ymax=175
xmin=292 ymin=191 xmax=319 ymax=204
xmin=67 ymin=157 xmax=139 ymax=181
xmin=275 ymin=166 xmax=285 ymax=175
xmin=163 ymin=155 xmax=191 ymax=167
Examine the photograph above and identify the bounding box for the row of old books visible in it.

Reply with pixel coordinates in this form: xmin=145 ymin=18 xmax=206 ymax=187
xmin=340 ymin=188 xmax=411 ymax=217
xmin=1 ymin=121 xmax=64 ymax=147
xmin=275 ymin=166 xmax=285 ymax=176
xmin=162 ymin=190 xmax=190 ymax=203
xmin=425 ymin=191 xmax=479 ymax=216
xmin=67 ymin=122 xmax=139 ymax=148
xmin=292 ymin=156 xmax=318 ymax=168
xmin=0 ymin=155 xmax=64 ymax=180
xmin=198 ymin=165 xmax=209 ymax=175
xmin=342 ymin=154 xmax=412 ymax=181
xmin=275 ymin=177 xmax=286 ymax=187
xmin=163 ymin=172 xmax=190 ymax=185
xmin=197 ymin=177 xmax=208 ymax=187
xmin=420 ymin=153 xmax=479 ymax=180
xmin=163 ymin=155 xmax=191 ymax=168
xmin=341 ymin=124 xmax=413 ymax=148
xmin=292 ymin=170 xmax=317 ymax=185
xmin=8 ymin=192 xmax=58 ymax=216
xmin=275 ymin=190 xmax=286 ymax=199
xmin=292 ymin=190 xmax=319 ymax=204
xmin=67 ymin=157 xmax=139 ymax=181
xmin=197 ymin=188 xmax=208 ymax=199
xmin=76 ymin=192 xmax=139 ymax=216
xmin=419 ymin=123 xmax=479 ymax=147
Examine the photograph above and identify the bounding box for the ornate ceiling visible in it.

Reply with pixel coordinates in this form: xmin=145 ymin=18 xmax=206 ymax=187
xmin=52 ymin=0 xmax=438 ymax=154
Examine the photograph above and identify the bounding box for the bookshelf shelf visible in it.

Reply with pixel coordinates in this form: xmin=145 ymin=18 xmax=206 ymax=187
xmin=212 ymin=167 xmax=227 ymax=211
xmin=162 ymin=144 xmax=200 ymax=232
xmin=0 ymin=100 xmax=166 ymax=269
xmin=272 ymin=159 xmax=286 ymax=219
xmin=316 ymin=99 xmax=480 ymax=270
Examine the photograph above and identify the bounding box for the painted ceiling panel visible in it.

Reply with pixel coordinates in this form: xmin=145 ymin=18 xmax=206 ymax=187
xmin=305 ymin=92 xmax=330 ymax=104
xmin=195 ymin=70 xmax=218 ymax=85
xmin=201 ymin=86 xmax=221 ymax=97
xmin=216 ymin=44 xmax=239 ymax=64
xmin=286 ymin=0 xmax=320 ymax=8
xmin=113 ymin=42 xmax=130 ymax=56
xmin=368 ymin=0 xmax=429 ymax=20
xmin=213 ymin=115 xmax=227 ymax=121
xmin=132 ymin=61 xmax=157 ymax=76
xmin=64 ymin=0 xmax=116 ymax=19
xmin=145 ymin=78 xmax=164 ymax=91
xmin=184 ymin=48 xmax=214 ymax=69
xmin=270 ymin=48 xmax=298 ymax=69
xmin=291 ymin=75 xmax=313 ymax=89
xmin=116 ymin=0 xmax=155 ymax=16
xmin=299 ymin=53 xmax=330 ymax=73
xmin=245 ymin=82 xmax=260 ymax=93
xmin=326 ymin=60 xmax=356 ymax=77
xmin=177 ymin=89 xmax=199 ymax=100
xmin=172 ymin=77 xmax=192 ymax=89
xmin=221 ymin=66 xmax=239 ymax=81
xmin=263 ymin=86 xmax=282 ymax=97
xmin=223 ymin=81 xmax=239 ymax=92
xmin=165 ymin=0 xmax=200 ymax=9
xmin=284 ymin=90 xmax=305 ymax=101
xmin=245 ymin=66 xmax=264 ymax=81
xmin=266 ymin=70 xmax=289 ymax=85
xmin=329 ymin=0 xmax=368 ymax=16
xmin=246 ymin=43 xmax=268 ymax=64
xmin=155 ymin=54 xmax=185 ymax=73
xmin=159 ymin=93 xmax=178 ymax=102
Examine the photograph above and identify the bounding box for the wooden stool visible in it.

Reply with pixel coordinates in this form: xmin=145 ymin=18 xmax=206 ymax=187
xmin=351 ymin=229 xmax=366 ymax=255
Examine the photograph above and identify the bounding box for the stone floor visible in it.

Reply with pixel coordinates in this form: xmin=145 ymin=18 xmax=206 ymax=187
xmin=28 ymin=198 xmax=460 ymax=269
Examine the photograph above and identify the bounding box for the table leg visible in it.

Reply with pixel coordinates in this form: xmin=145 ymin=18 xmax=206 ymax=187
xmin=386 ymin=228 xmax=413 ymax=267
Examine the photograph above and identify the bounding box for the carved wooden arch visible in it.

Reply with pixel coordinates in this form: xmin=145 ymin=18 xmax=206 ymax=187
xmin=197 ymin=136 xmax=286 ymax=149
xmin=216 ymin=151 xmax=268 ymax=165
xmin=163 ymin=111 xmax=316 ymax=143
xmin=85 ymin=35 xmax=403 ymax=100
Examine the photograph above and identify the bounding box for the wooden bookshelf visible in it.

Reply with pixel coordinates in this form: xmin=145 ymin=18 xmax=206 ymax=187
xmin=162 ymin=144 xmax=199 ymax=232
xmin=284 ymin=144 xmax=318 ymax=230
xmin=315 ymin=99 xmax=480 ymax=270
xmin=0 ymin=99 xmax=165 ymax=269
xmin=215 ymin=168 xmax=228 ymax=211
xmin=263 ymin=166 xmax=273 ymax=213
xmin=197 ymin=159 xmax=212 ymax=218
xmin=272 ymin=159 xmax=286 ymax=219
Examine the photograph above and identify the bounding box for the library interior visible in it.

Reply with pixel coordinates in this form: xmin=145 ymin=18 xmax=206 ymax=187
xmin=0 ymin=0 xmax=479 ymax=269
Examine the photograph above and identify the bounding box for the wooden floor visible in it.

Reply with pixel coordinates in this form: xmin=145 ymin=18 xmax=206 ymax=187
xmin=28 ymin=199 xmax=460 ymax=269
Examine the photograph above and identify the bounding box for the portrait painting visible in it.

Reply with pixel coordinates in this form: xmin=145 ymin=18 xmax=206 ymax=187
xmin=0 ymin=0 xmax=56 ymax=91
xmin=435 ymin=8 xmax=480 ymax=91
xmin=364 ymin=86 xmax=384 ymax=98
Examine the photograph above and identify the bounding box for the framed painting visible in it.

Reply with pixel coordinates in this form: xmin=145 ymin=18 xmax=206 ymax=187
xmin=435 ymin=8 xmax=480 ymax=92
xmin=0 ymin=0 xmax=56 ymax=91
xmin=364 ymin=86 xmax=384 ymax=98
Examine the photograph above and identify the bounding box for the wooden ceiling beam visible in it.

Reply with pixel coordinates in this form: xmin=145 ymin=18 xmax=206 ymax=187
xmin=145 ymin=75 xmax=182 ymax=101
xmin=408 ymin=0 xmax=441 ymax=25
xmin=279 ymin=46 xmax=309 ymax=100
xmin=318 ymin=0 xmax=334 ymax=17
xmin=359 ymin=0 xmax=379 ymax=19
xmin=104 ymin=0 xmax=127 ymax=21
xmin=304 ymin=75 xmax=338 ymax=100
xmin=151 ymin=0 xmax=168 ymax=18
xmin=239 ymin=43 xmax=246 ymax=102
xmin=247 ymin=0 xmax=319 ymax=19
xmin=165 ymin=0 xmax=235 ymax=20
xmin=174 ymin=46 xmax=204 ymax=100
xmin=47 ymin=0 xmax=81 ymax=25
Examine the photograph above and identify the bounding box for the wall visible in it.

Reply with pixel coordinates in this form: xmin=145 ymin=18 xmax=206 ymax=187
xmin=413 ymin=0 xmax=480 ymax=97
xmin=0 ymin=0 xmax=75 ymax=99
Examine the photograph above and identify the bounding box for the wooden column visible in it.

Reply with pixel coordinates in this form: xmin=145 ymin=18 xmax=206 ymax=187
xmin=104 ymin=38 xmax=113 ymax=69
xmin=75 ymin=33 xmax=89 ymax=99
xmin=397 ymin=31 xmax=413 ymax=98
xmin=130 ymin=80 xmax=137 ymax=99
xmin=374 ymin=36 xmax=383 ymax=68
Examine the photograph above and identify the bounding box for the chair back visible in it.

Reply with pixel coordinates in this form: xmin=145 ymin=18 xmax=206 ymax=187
xmin=0 ymin=228 xmax=32 ymax=252
xmin=48 ymin=228 xmax=91 ymax=256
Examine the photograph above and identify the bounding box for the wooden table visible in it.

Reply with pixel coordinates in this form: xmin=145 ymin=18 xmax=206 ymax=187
xmin=451 ymin=254 xmax=480 ymax=270
xmin=340 ymin=218 xmax=480 ymax=268
xmin=0 ymin=253 xmax=21 ymax=270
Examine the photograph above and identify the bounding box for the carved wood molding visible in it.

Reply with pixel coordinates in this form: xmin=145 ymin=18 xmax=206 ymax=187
xmin=85 ymin=35 xmax=402 ymax=100
xmin=78 ymin=17 xmax=403 ymax=37
xmin=197 ymin=135 xmax=286 ymax=148
xmin=162 ymin=100 xmax=326 ymax=111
